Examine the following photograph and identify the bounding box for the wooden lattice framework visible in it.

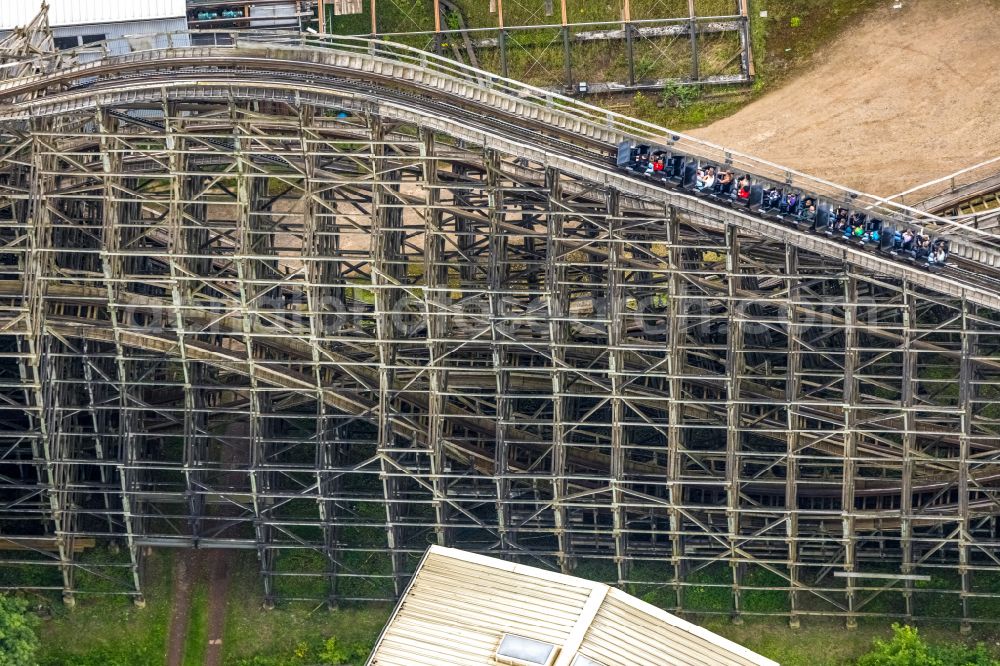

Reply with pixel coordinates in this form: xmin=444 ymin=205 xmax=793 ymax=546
xmin=0 ymin=23 xmax=998 ymax=632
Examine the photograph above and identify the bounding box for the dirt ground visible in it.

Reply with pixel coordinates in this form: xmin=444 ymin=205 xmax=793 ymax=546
xmin=692 ymin=0 xmax=1000 ymax=197
xmin=165 ymin=551 xmax=197 ymax=666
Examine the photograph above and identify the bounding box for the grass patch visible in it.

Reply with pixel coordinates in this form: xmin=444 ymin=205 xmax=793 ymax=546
xmin=747 ymin=0 xmax=882 ymax=90
xmin=741 ymin=566 xmax=789 ymax=614
xmin=183 ymin=584 xmax=210 ymax=666
xmin=36 ymin=549 xmax=173 ymax=666
xmin=30 ymin=548 xmax=1000 ymax=666
xmin=704 ymin=617 xmax=1000 ymax=666
xmin=221 ymin=553 xmax=390 ymax=665
xmin=683 ymin=562 xmax=733 ymax=613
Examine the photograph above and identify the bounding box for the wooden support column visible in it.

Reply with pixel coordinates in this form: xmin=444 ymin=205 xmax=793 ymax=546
xmin=958 ymin=298 xmax=974 ymax=635
xmin=841 ymin=270 xmax=860 ymax=630
xmin=546 ymin=167 xmax=573 ymax=572
xmin=725 ymin=225 xmax=745 ymax=624
xmin=784 ymin=245 xmax=802 ymax=628
xmin=97 ymin=109 xmax=144 ymax=602
xmin=420 ymin=128 xmax=452 ymax=547
xmin=486 ymin=149 xmax=514 ymax=554
xmin=665 ymin=205 xmax=686 ymax=610
xmin=23 ymin=117 xmax=74 ymax=604
xmin=738 ymin=0 xmax=755 ymax=78
xmin=369 ymin=115 xmax=406 ymax=596
xmin=299 ymin=107 xmax=346 ymax=608
xmin=607 ymin=190 xmax=628 ymax=586
xmin=231 ymin=103 xmax=277 ymax=608
xmin=163 ymin=100 xmax=209 ymax=554
xmin=900 ymin=282 xmax=916 ymax=621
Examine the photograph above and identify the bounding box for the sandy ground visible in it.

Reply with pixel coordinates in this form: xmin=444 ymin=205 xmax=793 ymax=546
xmin=691 ymin=0 xmax=1000 ymax=198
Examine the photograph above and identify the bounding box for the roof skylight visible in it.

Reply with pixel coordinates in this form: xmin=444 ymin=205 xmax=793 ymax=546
xmin=495 ymin=634 xmax=558 ymax=666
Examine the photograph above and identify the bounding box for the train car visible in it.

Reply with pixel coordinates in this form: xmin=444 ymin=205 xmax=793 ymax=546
xmin=615 ymin=140 xmax=951 ymax=271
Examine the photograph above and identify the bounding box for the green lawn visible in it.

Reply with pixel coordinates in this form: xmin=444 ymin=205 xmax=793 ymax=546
xmin=32 ymin=549 xmax=1000 ymax=665
xmin=37 ymin=550 xmax=173 ymax=666
xmin=219 ymin=552 xmax=391 ymax=666
xmin=182 ymin=584 xmax=209 ymax=666
xmin=33 ymin=549 xmax=390 ymax=666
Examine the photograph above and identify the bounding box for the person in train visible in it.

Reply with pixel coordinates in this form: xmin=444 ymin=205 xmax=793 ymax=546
xmin=914 ymin=236 xmax=931 ymax=261
xmin=714 ymin=170 xmax=734 ymax=193
xmin=782 ymin=192 xmax=798 ymax=213
xmin=697 ymin=166 xmax=716 ymax=191
xmin=802 ymin=203 xmax=817 ymax=221
xmin=645 ymin=154 xmax=664 ymax=176
xmin=736 ymin=176 xmax=751 ymax=201
xmin=901 ymin=229 xmax=915 ymax=251
xmin=764 ymin=187 xmax=782 ymax=209
xmin=929 ymin=243 xmax=948 ymax=265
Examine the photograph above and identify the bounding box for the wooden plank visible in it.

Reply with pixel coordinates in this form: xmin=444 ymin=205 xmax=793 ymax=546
xmin=0 ymin=537 xmax=96 ymax=553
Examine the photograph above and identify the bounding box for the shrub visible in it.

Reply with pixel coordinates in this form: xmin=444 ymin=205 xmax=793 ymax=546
xmin=0 ymin=595 xmax=39 ymax=666
xmin=660 ymin=82 xmax=701 ymax=109
xmin=856 ymin=624 xmax=999 ymax=666
xmin=319 ymin=637 xmax=373 ymax=665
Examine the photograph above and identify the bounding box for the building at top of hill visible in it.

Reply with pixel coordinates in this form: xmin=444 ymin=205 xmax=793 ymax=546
xmin=0 ymin=0 xmax=189 ymax=53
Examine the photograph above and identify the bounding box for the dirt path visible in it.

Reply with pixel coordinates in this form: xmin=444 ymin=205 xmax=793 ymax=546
xmin=203 ymin=549 xmax=233 ymax=666
xmin=692 ymin=0 xmax=1000 ymax=197
xmin=164 ymin=421 xmax=246 ymax=665
xmin=165 ymin=550 xmax=198 ymax=666
xmin=202 ymin=420 xmax=248 ymax=665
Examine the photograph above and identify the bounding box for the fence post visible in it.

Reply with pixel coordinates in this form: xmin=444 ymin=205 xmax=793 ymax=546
xmin=688 ymin=0 xmax=699 ymax=81
xmin=624 ymin=0 xmax=635 ymax=86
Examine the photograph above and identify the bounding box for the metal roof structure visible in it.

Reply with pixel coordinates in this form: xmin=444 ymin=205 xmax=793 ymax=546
xmin=0 ymin=0 xmax=186 ymax=31
xmin=368 ymin=546 xmax=778 ymax=666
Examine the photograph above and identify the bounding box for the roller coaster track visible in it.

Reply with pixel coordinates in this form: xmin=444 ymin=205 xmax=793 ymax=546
xmin=2 ymin=37 xmax=999 ymax=303
xmin=897 ymin=158 xmax=1000 ymax=221
xmin=0 ymin=30 xmax=999 ymax=627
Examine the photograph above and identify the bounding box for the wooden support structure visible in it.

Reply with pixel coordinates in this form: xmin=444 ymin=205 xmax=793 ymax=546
xmin=0 ymin=22 xmax=995 ymax=629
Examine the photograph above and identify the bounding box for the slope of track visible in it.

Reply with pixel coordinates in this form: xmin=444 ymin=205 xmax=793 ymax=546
xmin=692 ymin=0 xmax=1000 ymax=197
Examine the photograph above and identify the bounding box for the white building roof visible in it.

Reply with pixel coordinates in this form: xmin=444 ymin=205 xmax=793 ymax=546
xmin=0 ymin=0 xmax=187 ymax=32
xmin=368 ymin=546 xmax=780 ymax=666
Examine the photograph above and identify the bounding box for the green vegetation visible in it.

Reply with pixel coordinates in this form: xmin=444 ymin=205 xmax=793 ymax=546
xmin=0 ymin=595 xmax=38 ymax=666
xmin=705 ymin=619 xmax=1000 ymax=666
xmin=856 ymin=625 xmax=998 ymax=666
xmin=748 ymin=0 xmax=882 ymax=90
xmin=24 ymin=549 xmax=1000 ymax=665
xmin=37 ymin=550 xmax=173 ymax=666
xmin=31 ymin=549 xmax=389 ymax=666
xmin=182 ymin=585 xmax=209 ymax=666
xmin=220 ymin=552 xmax=390 ymax=665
